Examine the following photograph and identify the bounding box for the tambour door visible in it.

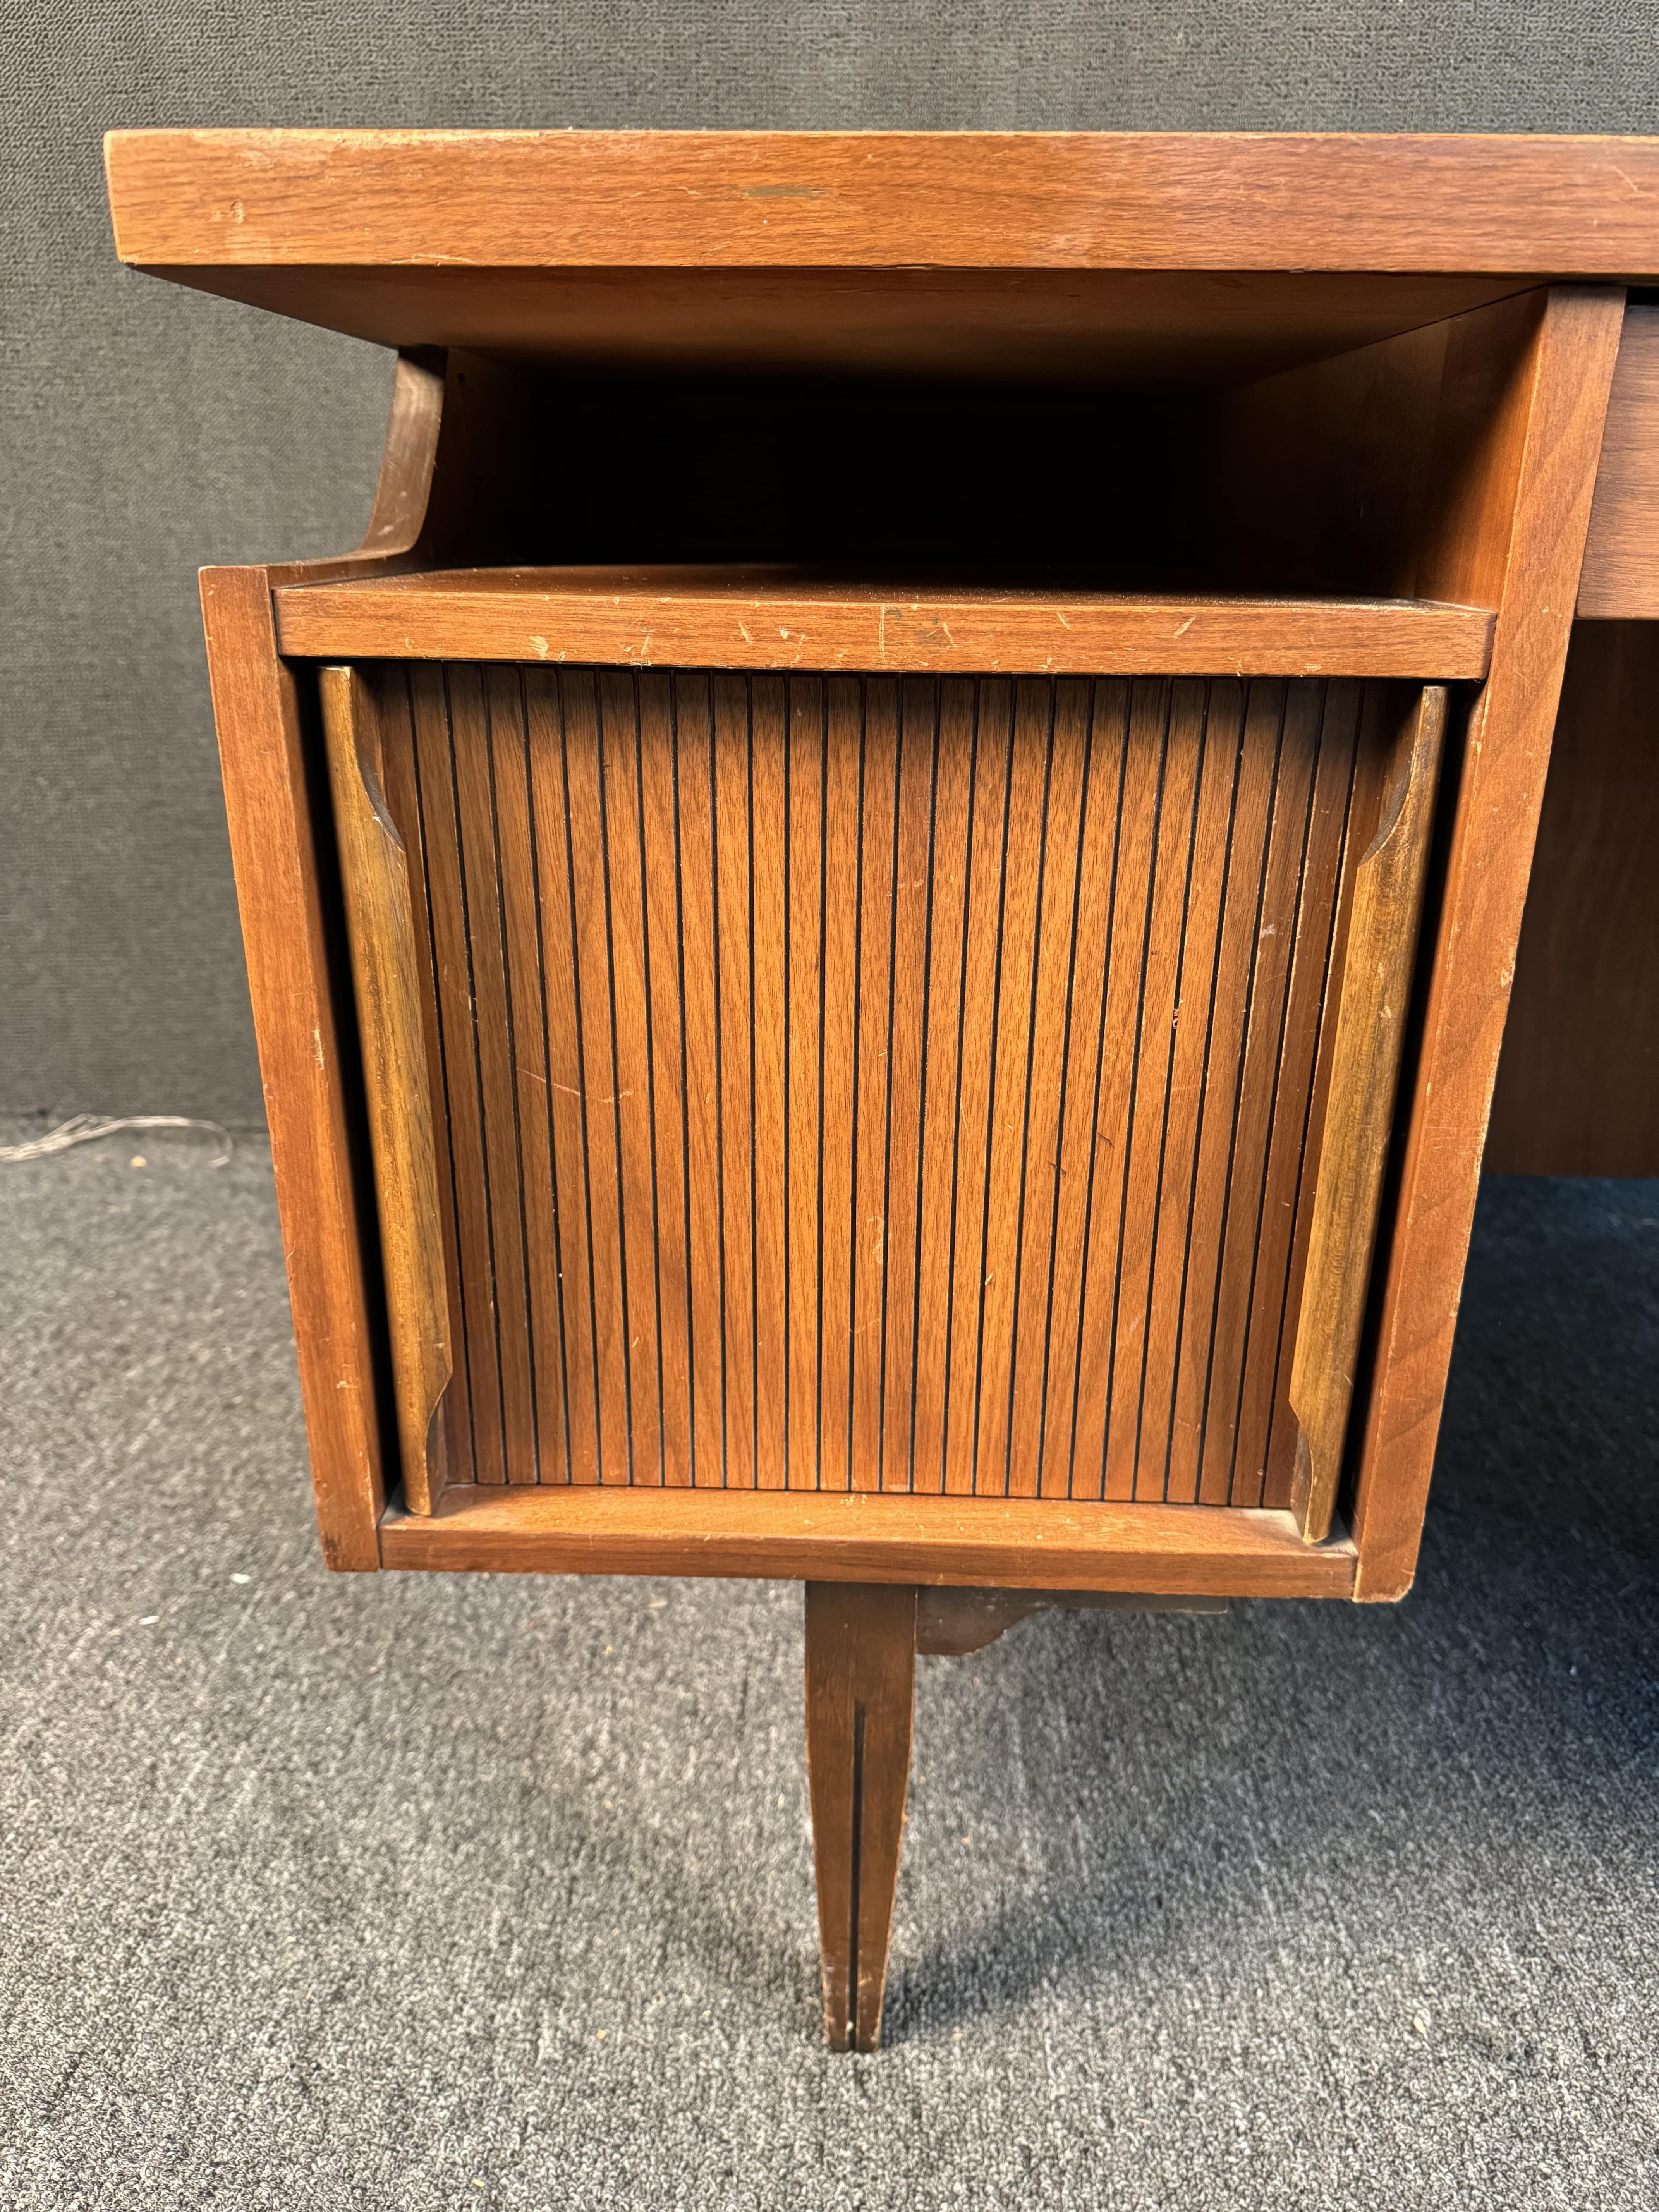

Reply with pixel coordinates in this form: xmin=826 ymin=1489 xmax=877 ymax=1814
xmin=322 ymin=661 xmax=1445 ymax=1551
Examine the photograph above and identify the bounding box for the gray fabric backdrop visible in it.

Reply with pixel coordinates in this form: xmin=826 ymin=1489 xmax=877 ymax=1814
xmin=7 ymin=4 xmax=1659 ymax=1123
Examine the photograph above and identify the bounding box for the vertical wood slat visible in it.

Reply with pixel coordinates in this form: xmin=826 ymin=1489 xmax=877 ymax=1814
xmin=909 ymin=679 xmax=978 ymax=1497
xmin=819 ymin=679 xmax=863 ymax=1493
xmin=942 ymin=681 xmax=1013 ymax=1496
xmin=597 ymin=671 xmax=664 ymax=1484
xmin=560 ymin=674 xmax=633 ymax=1483
xmin=451 ymin=666 xmax=538 ymax=1486
xmin=523 ymin=671 xmax=601 ymax=1485
xmin=785 ymin=679 xmax=826 ymax=1490
xmin=484 ymin=666 xmax=567 ymax=1486
xmin=749 ymin=678 xmax=792 ymax=1492
xmin=636 ymin=674 xmax=694 ymax=1484
xmin=374 ymin=670 xmax=476 ymax=1493
xmin=878 ymin=679 xmax=937 ymax=1492
xmin=973 ymin=680 xmax=1054 ymax=1498
xmin=365 ymin=662 xmax=1418 ymax=1505
xmin=850 ymin=680 xmax=900 ymax=1496
xmin=712 ymin=673 xmax=757 ymax=1492
xmin=408 ymin=665 xmax=506 ymax=1486
xmin=672 ymin=673 xmax=725 ymax=1487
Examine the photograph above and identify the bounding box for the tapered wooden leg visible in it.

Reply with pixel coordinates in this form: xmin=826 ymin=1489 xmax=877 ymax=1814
xmin=804 ymin=1582 xmax=917 ymax=2051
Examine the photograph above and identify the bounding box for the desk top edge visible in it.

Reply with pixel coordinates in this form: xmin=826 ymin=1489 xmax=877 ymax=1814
xmin=106 ymin=128 xmax=1659 ymax=278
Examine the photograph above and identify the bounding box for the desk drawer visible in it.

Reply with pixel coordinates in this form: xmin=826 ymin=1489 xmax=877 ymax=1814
xmin=323 ymin=661 xmax=1443 ymax=1545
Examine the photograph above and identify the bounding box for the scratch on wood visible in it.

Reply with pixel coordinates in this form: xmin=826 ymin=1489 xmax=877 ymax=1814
xmin=552 ymin=1082 xmax=633 ymax=1106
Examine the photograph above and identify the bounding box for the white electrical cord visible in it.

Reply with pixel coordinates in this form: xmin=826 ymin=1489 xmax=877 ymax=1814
xmin=0 ymin=1115 xmax=233 ymax=1167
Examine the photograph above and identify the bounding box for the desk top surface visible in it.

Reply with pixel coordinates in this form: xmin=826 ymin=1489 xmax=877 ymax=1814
xmin=105 ymin=130 xmax=1659 ymax=381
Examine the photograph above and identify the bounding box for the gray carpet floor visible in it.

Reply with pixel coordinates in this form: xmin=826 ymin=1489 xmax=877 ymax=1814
xmin=2 ymin=1134 xmax=1655 ymax=2209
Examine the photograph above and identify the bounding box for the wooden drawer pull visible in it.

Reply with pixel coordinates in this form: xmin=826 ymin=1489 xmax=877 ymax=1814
xmin=320 ymin=665 xmax=452 ymax=1514
xmin=1290 ymin=685 xmax=1447 ymax=1544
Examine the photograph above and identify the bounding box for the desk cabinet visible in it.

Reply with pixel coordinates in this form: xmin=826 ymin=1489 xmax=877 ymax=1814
xmin=106 ymin=129 xmax=1659 ymax=2047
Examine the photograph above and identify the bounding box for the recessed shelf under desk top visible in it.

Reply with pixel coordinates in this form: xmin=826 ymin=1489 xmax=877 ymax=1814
xmin=273 ymin=568 xmax=1496 ymax=680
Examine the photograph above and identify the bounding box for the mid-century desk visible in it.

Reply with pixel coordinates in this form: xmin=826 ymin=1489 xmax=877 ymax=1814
xmin=105 ymin=131 xmax=1659 ymax=2049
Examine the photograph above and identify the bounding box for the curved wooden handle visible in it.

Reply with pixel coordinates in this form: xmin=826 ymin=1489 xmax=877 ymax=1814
xmin=320 ymin=666 xmax=453 ymax=1515
xmin=1290 ymin=685 xmax=1448 ymax=1544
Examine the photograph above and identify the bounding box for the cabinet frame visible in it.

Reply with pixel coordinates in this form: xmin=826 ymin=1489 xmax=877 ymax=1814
xmin=151 ymin=146 xmax=1636 ymax=1597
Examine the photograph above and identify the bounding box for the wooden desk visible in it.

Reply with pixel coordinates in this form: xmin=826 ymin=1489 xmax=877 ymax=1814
xmin=105 ymin=130 xmax=1659 ymax=2049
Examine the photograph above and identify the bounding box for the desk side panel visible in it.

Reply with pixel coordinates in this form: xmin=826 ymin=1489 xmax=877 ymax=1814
xmin=200 ymin=569 xmax=386 ymax=1566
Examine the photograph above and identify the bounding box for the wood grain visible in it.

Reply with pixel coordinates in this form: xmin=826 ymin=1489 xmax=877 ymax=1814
xmin=1578 ymin=306 xmax=1659 ymax=619
xmin=1349 ymin=287 xmax=1628 ymax=1600
xmin=275 ymin=570 xmax=1495 ymax=680
xmin=376 ymin=1482 xmax=1358 ymax=1596
xmin=319 ymin=666 xmax=454 ymax=1514
xmin=1486 ymin=621 xmax=1659 ymax=1176
xmin=362 ymin=664 xmax=1407 ymax=1504
xmin=1289 ymin=688 xmax=1446 ymax=1542
xmin=106 ymin=130 xmax=1659 ymax=277
xmin=804 ymin=1583 xmax=917 ymax=2051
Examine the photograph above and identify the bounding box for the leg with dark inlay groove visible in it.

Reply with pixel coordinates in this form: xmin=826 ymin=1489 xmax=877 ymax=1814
xmin=803 ymin=1582 xmax=917 ymax=2051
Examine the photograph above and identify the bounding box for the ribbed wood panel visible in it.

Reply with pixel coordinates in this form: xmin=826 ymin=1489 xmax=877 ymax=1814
xmin=370 ymin=664 xmax=1381 ymax=1506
